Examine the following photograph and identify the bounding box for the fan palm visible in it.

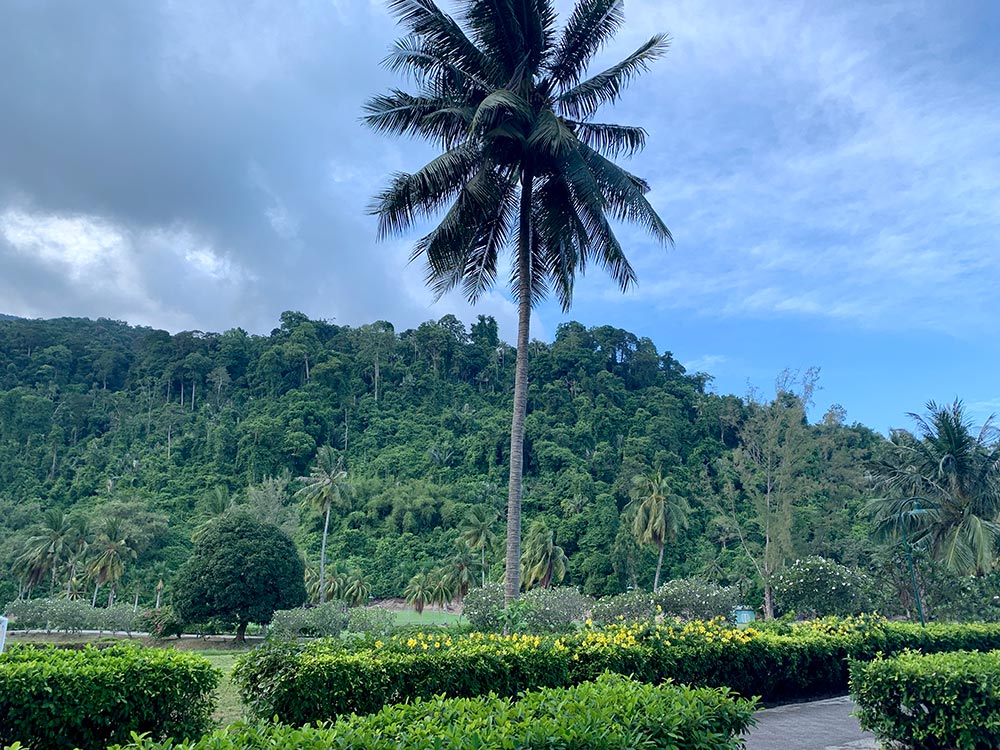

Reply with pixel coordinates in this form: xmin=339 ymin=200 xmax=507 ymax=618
xmin=627 ymin=470 xmax=692 ymax=590
xmin=866 ymin=400 xmax=1000 ymax=575
xmin=367 ymin=0 xmax=671 ymax=602
xmin=459 ymin=505 xmax=498 ymax=586
xmin=521 ymin=518 xmax=568 ymax=589
xmin=295 ymin=446 xmax=350 ymax=602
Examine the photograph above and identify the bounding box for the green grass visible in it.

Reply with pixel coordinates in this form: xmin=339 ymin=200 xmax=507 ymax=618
xmin=194 ymin=651 xmax=247 ymax=726
xmin=391 ymin=609 xmax=463 ymax=626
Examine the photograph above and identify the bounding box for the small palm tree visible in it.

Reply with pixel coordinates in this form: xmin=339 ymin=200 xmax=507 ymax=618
xmin=88 ymin=517 xmax=136 ymax=607
xmin=405 ymin=571 xmax=433 ymax=615
xmin=296 ymin=446 xmax=350 ymax=602
xmin=64 ymin=515 xmax=91 ymax=599
xmin=367 ymin=0 xmax=672 ymax=602
xmin=521 ymin=519 xmax=568 ymax=589
xmin=22 ymin=509 xmax=72 ymax=596
xmin=342 ymin=568 xmax=371 ymax=607
xmin=447 ymin=543 xmax=478 ymax=600
xmin=429 ymin=566 xmax=458 ymax=609
xmin=459 ymin=505 xmax=498 ymax=586
xmin=628 ymin=470 xmax=692 ymax=590
xmin=867 ymin=400 xmax=1000 ymax=575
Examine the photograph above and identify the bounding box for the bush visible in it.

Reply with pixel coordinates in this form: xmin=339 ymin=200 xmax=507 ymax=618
xmin=347 ymin=606 xmax=397 ymax=636
xmin=590 ymin=589 xmax=657 ymax=625
xmin=851 ymin=649 xmax=1000 ymax=749
xmin=656 ymin=578 xmax=738 ymax=620
xmin=138 ymin=608 xmax=184 ymax=639
xmin=116 ymin=673 xmax=756 ymax=750
xmin=519 ymin=587 xmax=592 ymax=632
xmin=461 ymin=583 xmax=504 ymax=631
xmin=234 ymin=616 xmax=1000 ymax=724
xmin=0 ymin=643 xmax=219 ymax=750
xmin=269 ymin=601 xmax=349 ymax=639
xmin=2 ymin=599 xmax=143 ymax=634
xmin=773 ymin=557 xmax=872 ymax=617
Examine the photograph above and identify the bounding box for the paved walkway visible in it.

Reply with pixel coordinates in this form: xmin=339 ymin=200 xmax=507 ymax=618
xmin=744 ymin=696 xmax=878 ymax=750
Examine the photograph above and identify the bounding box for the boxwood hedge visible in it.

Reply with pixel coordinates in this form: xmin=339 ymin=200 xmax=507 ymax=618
xmin=0 ymin=643 xmax=219 ymax=750
xmin=112 ymin=673 xmax=757 ymax=750
xmin=233 ymin=617 xmax=1000 ymax=724
xmin=851 ymin=649 xmax=1000 ymax=750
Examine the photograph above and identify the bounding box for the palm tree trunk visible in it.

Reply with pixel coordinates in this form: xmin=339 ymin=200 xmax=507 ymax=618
xmin=505 ymin=167 xmax=533 ymax=604
xmin=654 ymin=542 xmax=665 ymax=590
xmin=481 ymin=545 xmax=486 ymax=587
xmin=320 ymin=503 xmax=331 ymax=603
xmin=92 ymin=582 xmax=100 ymax=607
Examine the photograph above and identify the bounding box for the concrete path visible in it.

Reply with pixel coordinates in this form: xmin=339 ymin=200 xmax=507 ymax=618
xmin=744 ymin=696 xmax=878 ymax=750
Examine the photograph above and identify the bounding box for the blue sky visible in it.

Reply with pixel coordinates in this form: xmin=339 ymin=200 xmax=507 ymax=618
xmin=0 ymin=0 xmax=998 ymax=434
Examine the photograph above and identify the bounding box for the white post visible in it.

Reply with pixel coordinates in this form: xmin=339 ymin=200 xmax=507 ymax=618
xmin=0 ymin=615 xmax=8 ymax=654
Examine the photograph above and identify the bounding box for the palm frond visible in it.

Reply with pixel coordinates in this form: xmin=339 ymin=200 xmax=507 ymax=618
xmin=363 ymin=90 xmax=471 ymax=146
xmin=557 ymin=34 xmax=670 ymax=120
xmin=547 ymin=0 xmax=624 ymax=87
xmin=568 ymin=120 xmax=647 ymax=158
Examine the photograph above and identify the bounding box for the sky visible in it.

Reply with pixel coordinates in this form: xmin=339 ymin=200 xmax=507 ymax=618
xmin=1 ymin=0 xmax=998 ymax=434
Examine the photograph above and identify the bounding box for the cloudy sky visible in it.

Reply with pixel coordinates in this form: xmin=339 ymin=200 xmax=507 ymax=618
xmin=1 ymin=0 xmax=998 ymax=433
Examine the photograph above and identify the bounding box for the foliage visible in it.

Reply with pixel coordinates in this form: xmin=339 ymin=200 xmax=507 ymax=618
xmin=173 ymin=511 xmax=306 ymax=638
xmin=0 ymin=643 xmax=218 ymax=750
xmin=655 ymin=578 xmax=739 ymax=620
xmin=234 ymin=616 xmax=1000 ymax=723
xmin=590 ymin=589 xmax=657 ymax=625
xmin=461 ymin=583 xmax=505 ymax=631
xmin=851 ymin=649 xmax=1000 ymax=750
xmin=773 ymin=557 xmax=873 ymax=617
xmin=269 ymin=601 xmax=350 ymax=639
xmin=520 ymin=586 xmax=593 ymax=632
xmin=346 ymin=606 xmax=397 ymax=637
xmin=138 ymin=607 xmax=184 ymax=638
xmin=113 ymin=674 xmax=756 ymax=750
xmin=3 ymin=598 xmax=142 ymax=633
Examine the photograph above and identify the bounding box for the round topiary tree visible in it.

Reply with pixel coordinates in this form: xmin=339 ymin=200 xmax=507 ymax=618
xmin=174 ymin=511 xmax=306 ymax=641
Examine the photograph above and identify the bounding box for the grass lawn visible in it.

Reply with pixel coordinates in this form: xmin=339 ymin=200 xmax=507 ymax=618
xmin=392 ymin=608 xmax=464 ymax=626
xmin=195 ymin=651 xmax=247 ymax=726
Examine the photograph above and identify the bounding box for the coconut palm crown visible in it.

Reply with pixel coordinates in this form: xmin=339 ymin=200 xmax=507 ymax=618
xmin=366 ymin=0 xmax=671 ymax=602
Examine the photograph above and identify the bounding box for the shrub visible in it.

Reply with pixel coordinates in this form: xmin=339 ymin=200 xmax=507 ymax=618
xmin=655 ymin=578 xmax=738 ymax=620
xmin=851 ymin=649 xmax=1000 ymax=750
xmin=138 ymin=608 xmax=184 ymax=639
xmin=520 ymin=587 xmax=593 ymax=632
xmin=773 ymin=557 xmax=872 ymax=617
xmin=590 ymin=589 xmax=657 ymax=625
xmin=0 ymin=643 xmax=219 ymax=750
xmin=115 ymin=673 xmax=757 ymax=750
xmin=461 ymin=583 xmax=504 ymax=631
xmin=269 ymin=601 xmax=349 ymax=639
xmin=347 ymin=606 xmax=397 ymax=636
xmin=2 ymin=599 xmax=144 ymax=634
xmin=234 ymin=616 xmax=1000 ymax=724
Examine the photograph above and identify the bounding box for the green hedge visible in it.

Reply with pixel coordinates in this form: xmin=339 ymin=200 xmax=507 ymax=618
xmin=0 ymin=644 xmax=219 ymax=750
xmin=851 ymin=649 xmax=1000 ymax=750
xmin=113 ymin=673 xmax=756 ymax=750
xmin=234 ymin=619 xmax=1000 ymax=724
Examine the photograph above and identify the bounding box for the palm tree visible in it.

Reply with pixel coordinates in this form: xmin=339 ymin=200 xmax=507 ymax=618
xmin=64 ymin=515 xmax=91 ymax=599
xmin=521 ymin=518 xmax=568 ymax=589
xmin=447 ymin=543 xmax=478 ymax=600
xmin=88 ymin=517 xmax=136 ymax=607
xmin=367 ymin=0 xmax=671 ymax=602
xmin=628 ymin=470 xmax=692 ymax=590
xmin=405 ymin=571 xmax=433 ymax=615
xmin=459 ymin=505 xmax=498 ymax=586
xmin=429 ymin=566 xmax=457 ymax=609
xmin=295 ymin=446 xmax=350 ymax=602
xmin=22 ymin=509 xmax=72 ymax=596
xmin=866 ymin=400 xmax=1000 ymax=575
xmin=342 ymin=568 xmax=372 ymax=607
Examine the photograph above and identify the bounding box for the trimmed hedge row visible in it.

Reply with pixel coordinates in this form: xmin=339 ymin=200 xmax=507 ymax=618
xmin=113 ymin=673 xmax=757 ymax=750
xmin=233 ymin=618 xmax=1000 ymax=724
xmin=0 ymin=644 xmax=219 ymax=750
xmin=851 ymin=649 xmax=1000 ymax=750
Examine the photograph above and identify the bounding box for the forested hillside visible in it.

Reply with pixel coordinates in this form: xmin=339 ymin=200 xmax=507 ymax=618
xmin=0 ymin=312 xmax=885 ymax=607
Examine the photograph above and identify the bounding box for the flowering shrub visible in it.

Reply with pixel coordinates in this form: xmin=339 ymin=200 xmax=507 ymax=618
xmin=462 ymin=585 xmax=592 ymax=633
xmin=347 ymin=606 xmax=397 ymax=636
xmin=590 ymin=589 xmax=657 ymax=625
xmin=462 ymin=583 xmax=505 ymax=631
xmin=138 ymin=608 xmax=183 ymax=639
xmin=773 ymin=557 xmax=873 ymax=617
xmin=268 ymin=601 xmax=349 ymax=639
xmin=656 ymin=578 xmax=739 ymax=620
xmin=3 ymin=598 xmax=142 ymax=634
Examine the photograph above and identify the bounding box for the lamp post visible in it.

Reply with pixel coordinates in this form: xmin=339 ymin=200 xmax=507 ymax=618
xmin=900 ymin=498 xmax=927 ymax=627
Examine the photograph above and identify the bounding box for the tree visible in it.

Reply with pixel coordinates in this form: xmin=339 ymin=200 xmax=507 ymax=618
xmin=459 ymin=505 xmax=498 ymax=586
xmin=405 ymin=571 xmax=432 ymax=614
xmin=366 ymin=0 xmax=672 ymax=602
xmin=627 ymin=470 xmax=691 ymax=590
xmin=867 ymin=400 xmax=1000 ymax=575
xmin=521 ymin=518 xmax=568 ymax=589
xmin=88 ymin=517 xmax=136 ymax=607
xmin=173 ymin=511 xmax=306 ymax=641
xmin=295 ymin=446 xmax=349 ymax=602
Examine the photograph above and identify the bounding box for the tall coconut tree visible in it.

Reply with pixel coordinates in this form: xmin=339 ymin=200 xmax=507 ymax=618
xmin=295 ymin=446 xmax=350 ymax=602
xmin=628 ymin=470 xmax=692 ymax=590
xmin=866 ymin=400 xmax=1000 ymax=575
xmin=366 ymin=0 xmax=671 ymax=602
xmin=405 ymin=571 xmax=433 ymax=615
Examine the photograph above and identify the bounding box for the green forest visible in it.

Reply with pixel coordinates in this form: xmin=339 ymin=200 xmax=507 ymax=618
xmin=0 ymin=312 xmax=995 ymax=618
